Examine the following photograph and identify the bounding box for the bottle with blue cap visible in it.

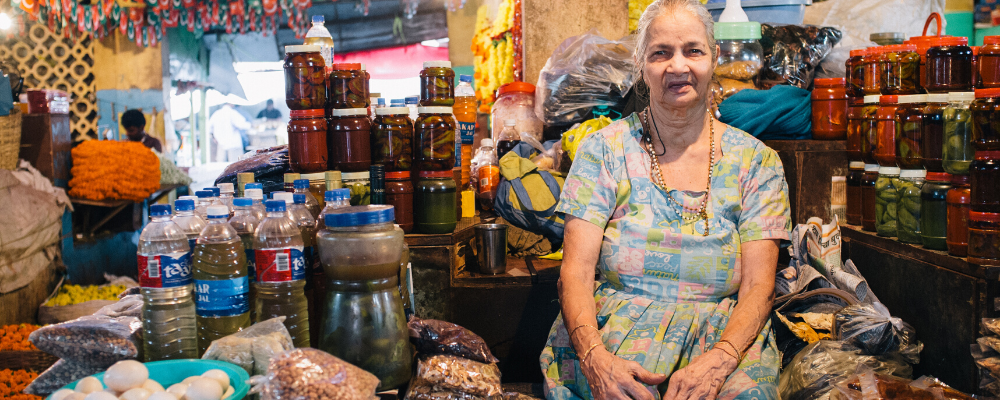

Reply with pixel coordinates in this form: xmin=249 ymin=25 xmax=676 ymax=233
xmin=192 ymin=205 xmax=251 ymax=354
xmin=316 ymin=205 xmax=411 ymax=389
xmin=174 ymin=199 xmax=207 ymax=250
xmin=194 ymin=190 xmax=215 ymax=220
xmin=229 ymin=197 xmax=260 ymax=320
xmin=318 ymin=188 xmax=352 ymax=229
xmin=293 ymin=179 xmax=321 ymax=218
xmin=253 ymin=199 xmax=310 ymax=347
xmin=137 ymin=204 xmax=197 ymax=361
xmin=303 ymin=14 xmax=334 ymax=70
xmin=291 ymin=193 xmax=321 ymax=347
xmin=244 ymin=184 xmax=267 ymax=221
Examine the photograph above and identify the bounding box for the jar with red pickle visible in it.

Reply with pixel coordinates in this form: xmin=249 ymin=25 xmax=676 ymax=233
xmin=895 ymin=94 xmax=925 ymax=169
xmin=863 ymin=47 xmax=885 ymax=96
xmin=972 ymin=88 xmax=1000 ymax=150
xmin=921 ymin=93 xmax=948 ymax=172
xmin=419 ymin=61 xmax=455 ymax=106
xmin=327 ymin=108 xmax=372 ymax=172
xmin=283 ymin=45 xmax=327 ymax=110
xmin=968 ymin=211 xmax=1000 ymax=266
xmin=328 ymin=63 xmax=367 ymax=110
xmin=846 ymin=49 xmax=866 ymax=98
xmin=414 ymin=107 xmax=457 ymax=171
xmin=980 ymin=36 xmax=1000 ymax=88
xmin=926 ymin=37 xmax=974 ymax=93
xmin=846 ymin=98 xmax=865 ymax=161
xmin=861 ymin=163 xmax=879 ymax=231
xmin=372 ymin=107 xmax=414 ymax=172
xmin=847 ymin=161 xmax=865 ymax=225
xmin=875 ymin=95 xmax=900 ymax=166
xmin=287 ymin=109 xmax=329 ymax=173
xmin=947 ymin=174 xmax=971 ymax=256
xmin=860 ymin=95 xmax=880 ymax=164
xmin=881 ymin=44 xmax=921 ymax=95
xmin=971 ymin=150 xmax=1000 ymax=213
xmin=386 ymin=171 xmax=414 ymax=233
xmin=811 ymin=78 xmax=848 ymax=140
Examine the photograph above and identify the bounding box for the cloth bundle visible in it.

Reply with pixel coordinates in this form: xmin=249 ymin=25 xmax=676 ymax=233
xmin=718 ymin=85 xmax=812 ymax=141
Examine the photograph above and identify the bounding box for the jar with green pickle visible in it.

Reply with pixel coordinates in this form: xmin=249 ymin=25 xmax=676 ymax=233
xmin=896 ymin=169 xmax=925 ymax=244
xmin=920 ymin=172 xmax=952 ymax=250
xmin=415 ymin=107 xmax=457 ymax=171
xmin=881 ymin=44 xmax=921 ymax=95
xmin=342 ymin=171 xmax=370 ymax=206
xmin=328 ymin=63 xmax=368 ymax=109
xmin=943 ymin=92 xmax=975 ymax=175
xmin=895 ymin=94 xmax=926 ymax=169
xmin=415 ymin=170 xmax=457 ymax=234
xmin=860 ymin=95 xmax=880 ymax=165
xmin=876 ymin=166 xmax=901 ymax=237
xmin=372 ymin=107 xmax=414 ymax=172
xmin=283 ymin=45 xmax=327 ymax=110
xmin=419 ymin=61 xmax=455 ymax=106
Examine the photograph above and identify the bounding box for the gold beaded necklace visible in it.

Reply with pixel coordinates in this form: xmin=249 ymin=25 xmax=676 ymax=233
xmin=643 ymin=108 xmax=715 ymax=236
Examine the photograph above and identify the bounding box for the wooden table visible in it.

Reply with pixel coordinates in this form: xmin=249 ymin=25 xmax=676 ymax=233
xmin=69 ymin=184 xmax=180 ymax=239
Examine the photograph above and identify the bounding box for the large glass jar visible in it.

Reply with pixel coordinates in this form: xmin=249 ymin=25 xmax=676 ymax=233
xmin=874 ymin=95 xmax=900 ymax=166
xmin=419 ymin=61 xmax=455 ymax=107
xmin=921 ymin=93 xmax=948 ymax=172
xmin=316 ymin=205 xmax=412 ymax=390
xmin=327 ymin=108 xmax=372 ymax=172
xmin=926 ymin=38 xmax=974 ymax=93
xmin=981 ymin=36 xmax=1000 ymax=88
xmin=881 ymin=44 xmax=921 ymax=95
xmin=947 ymin=174 xmax=972 ymax=256
xmin=386 ymin=171 xmax=414 ymax=233
xmin=847 ymin=161 xmax=865 ymax=225
xmin=372 ymin=107 xmax=414 ymax=172
xmin=811 ymin=78 xmax=848 ymax=140
xmin=415 ymin=170 xmax=457 ymax=234
xmin=342 ymin=171 xmax=370 ymax=206
xmin=943 ymin=92 xmax=976 ymax=174
xmin=895 ymin=95 xmax=925 ymax=169
xmin=415 ymin=107 xmax=457 ymax=171
xmin=861 ymin=164 xmax=879 ymax=232
xmin=972 ymin=88 xmax=1000 ymax=151
xmin=920 ymin=172 xmax=951 ymax=250
xmin=846 ymin=99 xmax=865 ymax=162
xmin=283 ymin=45 xmax=326 ymax=110
xmin=971 ymin=151 xmax=1000 ymax=213
xmin=491 ymin=82 xmax=543 ymax=142
xmin=896 ymin=169 xmax=925 ymax=244
xmin=287 ymin=109 xmax=329 ymax=173
xmin=861 ymin=95 xmax=880 ymax=165
xmin=862 ymin=47 xmax=885 ymax=96
xmin=846 ymin=49 xmax=866 ymax=98
xmin=875 ymin=166 xmax=901 ymax=237
xmin=328 ymin=63 xmax=367 ymax=110
xmin=968 ymin=211 xmax=1000 ymax=266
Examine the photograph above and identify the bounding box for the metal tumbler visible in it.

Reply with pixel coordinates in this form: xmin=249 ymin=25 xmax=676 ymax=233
xmin=475 ymin=223 xmax=507 ymax=274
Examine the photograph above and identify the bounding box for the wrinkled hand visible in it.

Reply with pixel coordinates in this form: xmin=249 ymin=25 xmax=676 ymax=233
xmin=663 ymin=349 xmax=738 ymax=400
xmin=582 ymin=348 xmax=667 ymax=400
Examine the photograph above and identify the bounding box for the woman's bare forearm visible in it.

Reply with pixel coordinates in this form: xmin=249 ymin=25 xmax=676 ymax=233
xmin=719 ymin=239 xmax=779 ymax=355
xmin=560 ymin=216 xmax=606 ymax=352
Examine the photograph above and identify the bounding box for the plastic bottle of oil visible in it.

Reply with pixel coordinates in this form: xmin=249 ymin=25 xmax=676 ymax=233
xmin=253 ymin=199 xmax=310 ymax=347
xmin=192 ymin=205 xmax=250 ymax=354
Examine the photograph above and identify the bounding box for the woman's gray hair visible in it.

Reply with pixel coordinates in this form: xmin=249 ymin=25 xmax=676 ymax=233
xmin=633 ymin=0 xmax=717 ymax=76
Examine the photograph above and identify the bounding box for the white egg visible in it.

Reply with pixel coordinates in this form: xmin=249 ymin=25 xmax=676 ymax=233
xmin=104 ymin=360 xmax=149 ymax=393
xmin=184 ymin=378 xmax=222 ymax=400
xmin=220 ymin=386 xmax=233 ymax=400
xmin=147 ymin=392 xmax=178 ymax=400
xmin=102 ymin=388 xmax=120 ymax=397
xmin=51 ymin=389 xmax=76 ymax=400
xmin=141 ymin=380 xmax=165 ymax=392
xmin=76 ymin=377 xmax=104 ymax=394
xmin=119 ymin=388 xmax=152 ymax=400
xmin=181 ymin=376 xmax=201 ymax=385
xmin=165 ymin=383 xmax=188 ymax=399
xmin=83 ymin=392 xmax=118 ymax=400
xmin=65 ymin=394 xmax=87 ymax=400
xmin=199 ymin=370 xmax=229 ymax=392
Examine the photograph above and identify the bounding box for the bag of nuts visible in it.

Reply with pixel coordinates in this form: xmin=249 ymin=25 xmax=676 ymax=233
xmin=28 ymin=315 xmax=143 ymax=368
xmin=404 ymin=355 xmax=503 ymax=399
xmin=251 ymin=348 xmax=380 ymax=400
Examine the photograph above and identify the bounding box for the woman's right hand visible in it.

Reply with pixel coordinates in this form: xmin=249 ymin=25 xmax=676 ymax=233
xmin=582 ymin=347 xmax=667 ymax=400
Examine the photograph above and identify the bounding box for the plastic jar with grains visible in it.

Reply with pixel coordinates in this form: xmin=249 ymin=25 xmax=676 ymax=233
xmin=372 ymin=107 xmax=414 ymax=172
xmin=327 ymin=108 xmax=372 ymax=173
xmin=287 ymin=109 xmax=328 ymax=173
xmin=419 ymin=61 xmax=455 ymax=106
xmin=920 ymin=172 xmax=951 ymax=250
xmin=926 ymin=37 xmax=974 ymax=93
xmin=968 ymin=211 xmax=1000 ymax=266
xmin=328 ymin=63 xmax=367 ymax=110
xmin=846 ymin=49 xmax=866 ymax=98
xmin=861 ymin=163 xmax=880 ymax=232
xmin=943 ymin=92 xmax=975 ymax=175
xmin=283 ymin=45 xmax=326 ymax=110
xmin=860 ymin=95 xmax=880 ymax=165
xmin=846 ymin=161 xmax=865 ymax=225
xmin=874 ymin=95 xmax=900 ymax=166
xmin=895 ymin=169 xmax=925 ymax=244
xmin=921 ymin=93 xmax=948 ymax=172
xmin=875 ymin=166 xmax=901 ymax=237
xmin=895 ymin=94 xmax=926 ymax=169
xmin=947 ymin=174 xmax=972 ymax=256
xmin=811 ymin=78 xmax=848 ymax=140
xmin=980 ymin=36 xmax=1000 ymax=88
xmin=415 ymin=107 xmax=457 ymax=171
xmin=881 ymin=44 xmax=921 ymax=95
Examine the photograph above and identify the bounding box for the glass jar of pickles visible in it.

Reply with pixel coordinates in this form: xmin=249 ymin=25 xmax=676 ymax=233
xmin=926 ymin=37 xmax=974 ymax=93
xmin=968 ymin=211 xmax=1000 ymax=266
xmin=861 ymin=163 xmax=880 ymax=231
xmin=283 ymin=45 xmax=327 ymax=110
xmin=342 ymin=171 xmax=371 ymax=206
xmin=896 ymin=169 xmax=926 ymax=244
xmin=861 ymin=95 xmax=880 ymax=165
xmin=874 ymin=95 xmax=900 ymax=166
xmin=846 ymin=49 xmax=866 ymax=98
xmin=372 ymin=107 xmax=414 ymax=172
xmin=415 ymin=107 xmax=457 ymax=171
xmin=328 ymin=63 xmax=367 ymax=109
xmin=947 ymin=174 xmax=972 ymax=256
xmin=881 ymin=44 xmax=921 ymax=95
xmin=419 ymin=61 xmax=455 ymax=106
xmin=327 ymin=108 xmax=372 ymax=172
xmin=811 ymin=78 xmax=848 ymax=140
xmin=972 ymin=88 xmax=1000 ymax=151
xmin=943 ymin=92 xmax=976 ymax=175
xmin=847 ymin=98 xmax=865 ymax=162
xmin=863 ymin=47 xmax=885 ymax=96
xmin=415 ymin=170 xmax=457 ymax=234
xmin=287 ymin=109 xmax=329 ymax=173
xmin=920 ymin=172 xmax=951 ymax=250
xmin=895 ymin=94 xmax=925 ymax=169
xmin=875 ymin=166 xmax=901 ymax=237
xmin=981 ymin=36 xmax=1000 ymax=88
xmin=921 ymin=93 xmax=948 ymax=172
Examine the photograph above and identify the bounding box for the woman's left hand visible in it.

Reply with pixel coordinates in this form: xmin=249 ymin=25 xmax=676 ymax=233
xmin=662 ymin=349 xmax=738 ymax=400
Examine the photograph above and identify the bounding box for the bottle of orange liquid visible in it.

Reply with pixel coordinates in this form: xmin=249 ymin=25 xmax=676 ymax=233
xmin=476 ymin=139 xmax=500 ymax=211
xmin=454 ymin=75 xmax=477 ymax=188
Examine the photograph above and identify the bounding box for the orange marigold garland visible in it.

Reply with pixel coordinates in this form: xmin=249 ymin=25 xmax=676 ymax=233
xmin=69 ymin=141 xmax=161 ymax=202
xmin=0 ymin=369 xmax=41 ymax=400
xmin=0 ymin=324 xmax=40 ymax=351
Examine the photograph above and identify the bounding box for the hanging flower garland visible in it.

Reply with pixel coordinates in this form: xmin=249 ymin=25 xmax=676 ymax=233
xmin=470 ymin=0 xmax=520 ymax=110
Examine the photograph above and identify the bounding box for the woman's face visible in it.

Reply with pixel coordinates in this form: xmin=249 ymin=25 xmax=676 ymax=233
xmin=641 ymin=11 xmax=716 ymax=111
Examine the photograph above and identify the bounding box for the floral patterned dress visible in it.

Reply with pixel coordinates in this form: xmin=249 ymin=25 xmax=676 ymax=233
xmin=539 ymin=113 xmax=791 ymax=400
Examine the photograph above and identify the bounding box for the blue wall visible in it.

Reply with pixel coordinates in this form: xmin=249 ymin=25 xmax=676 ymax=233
xmin=96 ymin=89 xmax=166 ymax=135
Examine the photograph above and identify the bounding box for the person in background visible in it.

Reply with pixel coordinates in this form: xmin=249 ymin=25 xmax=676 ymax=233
xmin=208 ymin=103 xmax=251 ymax=162
xmin=257 ymin=99 xmax=282 ymax=120
xmin=121 ymin=109 xmax=163 ymax=153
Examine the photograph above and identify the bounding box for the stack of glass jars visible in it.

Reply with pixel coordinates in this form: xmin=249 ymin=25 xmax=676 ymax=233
xmin=969 ymin=88 xmax=1000 ymax=264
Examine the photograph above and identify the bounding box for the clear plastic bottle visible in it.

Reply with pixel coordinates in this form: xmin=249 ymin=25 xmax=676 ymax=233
xmin=244 ymin=187 xmax=267 ymax=222
xmin=318 ymin=188 xmax=353 ymax=229
xmin=229 ymin=197 xmax=260 ymax=321
xmin=496 ymin=119 xmax=520 ymax=160
xmin=303 ymin=15 xmax=334 ymax=71
xmin=455 ymin=75 xmax=477 ymax=189
xmin=216 ymin=183 xmax=236 ymax=213
xmin=291 ymin=193 xmax=320 ymax=347
xmin=405 ymin=96 xmax=420 ymax=123
xmin=192 ymin=205 xmax=250 ymax=354
xmin=205 ymin=187 xmax=224 ymax=205
xmin=174 ymin=199 xmax=207 ymax=251
xmin=194 ymin=191 xmax=214 ymax=220
xmin=293 ymin=179 xmax=322 ymax=219
xmin=137 ymin=204 xmax=197 ymax=361
xmin=253 ymin=200 xmax=310 ymax=347
xmin=476 ymin=138 xmax=500 ymax=211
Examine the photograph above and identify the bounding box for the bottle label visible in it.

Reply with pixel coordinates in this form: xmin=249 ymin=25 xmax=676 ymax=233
xmin=245 ymin=248 xmax=256 ymax=283
xmin=459 ymin=121 xmax=475 ymax=145
xmin=478 ymin=166 xmax=500 ymax=194
xmin=254 ymin=247 xmax=306 ymax=282
xmin=138 ymin=252 xmax=192 ymax=288
xmin=194 ymin=277 xmax=250 ymax=317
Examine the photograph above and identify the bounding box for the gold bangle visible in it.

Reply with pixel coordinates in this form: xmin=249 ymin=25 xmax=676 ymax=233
xmin=579 ymin=343 xmax=603 ymax=364
xmin=715 ymin=339 xmax=743 ymax=361
xmin=569 ymin=324 xmax=598 ymax=339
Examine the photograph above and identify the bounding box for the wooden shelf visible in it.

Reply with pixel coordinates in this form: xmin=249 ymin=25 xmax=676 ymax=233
xmin=842 ymin=224 xmax=1000 ymax=279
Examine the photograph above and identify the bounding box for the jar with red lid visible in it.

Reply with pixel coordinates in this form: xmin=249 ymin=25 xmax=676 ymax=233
xmin=419 ymin=61 xmax=456 ymax=107
xmin=415 ymin=107 xmax=457 ymax=171
xmin=968 ymin=211 xmax=1000 ymax=266
xmin=947 ymin=174 xmax=971 ymax=256
xmin=860 ymin=95 xmax=880 ymax=164
xmin=284 ymin=45 xmax=327 ymax=110
xmin=895 ymin=94 xmax=926 ymax=169
xmin=846 ymin=49 xmax=866 ymax=98
xmin=327 ymin=108 xmax=372 ymax=172
xmin=981 ymin=36 xmax=1000 ymax=88
xmin=874 ymin=95 xmax=900 ymax=166
xmin=971 ymin=150 xmax=1000 ymax=213
xmin=972 ymin=88 xmax=1000 ymax=151
xmin=910 ymin=34 xmax=958 ymax=91
xmin=372 ymin=107 xmax=414 ymax=172
xmin=861 ymin=163 xmax=879 ymax=231
xmin=863 ymin=47 xmax=885 ymax=96
xmin=881 ymin=44 xmax=921 ymax=95
xmin=490 ymin=82 xmax=543 ymax=142
xmin=328 ymin=63 xmax=367 ymax=110
xmin=811 ymin=78 xmax=848 ymax=140
xmin=287 ymin=109 xmax=329 ymax=173
xmin=926 ymin=37 xmax=974 ymax=93
xmin=385 ymin=171 xmax=414 ymax=233
xmin=846 ymin=98 xmax=865 ymax=161
xmin=847 ymin=161 xmax=865 ymax=225
xmin=921 ymin=93 xmax=948 ymax=172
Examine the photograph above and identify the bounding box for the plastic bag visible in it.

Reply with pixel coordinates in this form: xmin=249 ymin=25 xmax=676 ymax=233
xmin=412 ymin=355 xmax=502 ymax=397
xmin=778 ymin=340 xmax=913 ymax=400
xmin=29 ymin=315 xmax=143 ymax=367
xmin=560 ymin=116 xmax=613 ymax=162
xmin=834 ymin=303 xmax=921 ymax=361
xmin=832 ymin=368 xmax=975 ymax=400
xmin=404 ymin=376 xmax=498 ymax=400
xmin=214 ymin=145 xmax=289 ymax=194
xmin=23 ymin=359 xmax=103 ymax=396
xmin=250 ymin=348 xmax=379 ymax=400
xmin=202 ymin=317 xmax=294 ymax=376
xmin=757 ymin=24 xmax=842 ymax=90
xmin=408 ymin=317 xmax=499 ymax=364
xmin=535 ymin=29 xmax=636 ymax=127
xmin=530 ymin=140 xmax=563 ymax=172
xmin=94 ymin=294 xmax=143 ymax=318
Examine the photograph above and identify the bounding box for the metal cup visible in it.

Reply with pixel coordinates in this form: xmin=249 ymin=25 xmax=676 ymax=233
xmin=475 ymin=224 xmax=508 ymax=275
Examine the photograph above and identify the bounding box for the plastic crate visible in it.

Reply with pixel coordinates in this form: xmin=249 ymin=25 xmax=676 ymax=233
xmin=705 ymin=0 xmax=812 ymax=25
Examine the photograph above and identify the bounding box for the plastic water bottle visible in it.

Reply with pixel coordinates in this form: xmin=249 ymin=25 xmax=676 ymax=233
xmin=318 ymin=189 xmax=352 ymax=229
xmin=216 ymin=183 xmax=236 ymax=212
xmin=293 ymin=179 xmax=321 ymax=219
xmin=244 ymin=187 xmax=267 ymax=222
xmin=303 ymin=15 xmax=335 ymax=71
xmin=455 ymin=75 xmax=477 ymax=188
xmin=290 ymin=193 xmax=320 ymax=347
xmin=192 ymin=205 xmax=250 ymax=354
xmin=229 ymin=197 xmax=260 ymax=322
xmin=194 ymin=191 xmax=214 ymax=220
xmin=174 ymin=199 xmax=207 ymax=250
xmin=253 ymin=200 xmax=310 ymax=347
xmin=496 ymin=119 xmax=520 ymax=159
xmin=138 ymin=204 xmax=197 ymax=361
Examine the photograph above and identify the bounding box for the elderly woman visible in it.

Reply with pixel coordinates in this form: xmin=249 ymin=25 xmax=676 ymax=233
xmin=538 ymin=0 xmax=790 ymax=399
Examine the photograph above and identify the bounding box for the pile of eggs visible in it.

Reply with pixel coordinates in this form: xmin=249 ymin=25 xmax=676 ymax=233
xmin=48 ymin=360 xmax=234 ymax=400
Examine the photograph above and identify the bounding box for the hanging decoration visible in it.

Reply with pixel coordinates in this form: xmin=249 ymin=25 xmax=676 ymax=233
xmin=471 ymin=0 xmax=520 ymax=109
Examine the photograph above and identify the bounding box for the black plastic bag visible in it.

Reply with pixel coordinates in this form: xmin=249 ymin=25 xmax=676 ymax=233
xmin=408 ymin=316 xmax=499 ymax=364
xmin=757 ymin=24 xmax=842 ymax=90
xmin=834 ymin=303 xmax=921 ymax=362
xmin=214 ymin=145 xmax=289 ymax=194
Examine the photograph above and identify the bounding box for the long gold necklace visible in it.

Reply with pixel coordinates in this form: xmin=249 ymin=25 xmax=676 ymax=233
xmin=643 ymin=108 xmax=715 ymax=236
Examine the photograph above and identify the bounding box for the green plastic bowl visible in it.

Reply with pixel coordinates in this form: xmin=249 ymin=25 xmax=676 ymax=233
xmin=47 ymin=359 xmax=250 ymax=400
